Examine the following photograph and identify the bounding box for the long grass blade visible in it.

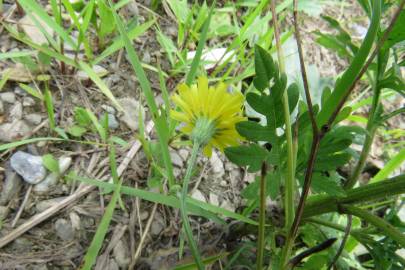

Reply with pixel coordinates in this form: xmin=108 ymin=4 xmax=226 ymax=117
xmin=370 ymin=149 xmax=405 ymax=183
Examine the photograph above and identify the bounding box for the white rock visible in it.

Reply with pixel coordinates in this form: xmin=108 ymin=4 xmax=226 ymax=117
xmin=9 ymin=102 xmax=23 ymax=121
xmin=76 ymin=65 xmax=108 ymax=80
xmin=170 ymin=150 xmax=183 ymax=167
xmin=20 ymin=14 xmax=54 ymax=45
xmin=209 ymin=151 xmax=224 ymax=177
xmin=34 ymin=156 xmax=72 ymax=193
xmin=108 ymin=114 xmax=119 ymax=130
xmin=191 ymin=189 xmax=206 ymax=202
xmin=0 ymin=92 xmax=16 ymax=103
xmin=10 ymin=151 xmax=46 ymax=184
xmin=25 ymin=113 xmax=42 ymax=125
xmin=118 ymin=97 xmax=144 ymax=131
xmin=22 ymin=97 xmax=35 ymax=106
xmin=209 ymin=193 xmax=220 ymax=206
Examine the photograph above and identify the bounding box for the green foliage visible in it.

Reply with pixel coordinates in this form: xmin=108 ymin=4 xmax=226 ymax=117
xmin=42 ymin=154 xmax=60 ymax=174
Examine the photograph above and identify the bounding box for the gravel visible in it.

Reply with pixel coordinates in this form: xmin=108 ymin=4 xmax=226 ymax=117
xmin=10 ymin=151 xmax=47 ymax=184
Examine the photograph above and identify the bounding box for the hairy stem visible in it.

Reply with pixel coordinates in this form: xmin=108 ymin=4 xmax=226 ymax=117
xmin=179 ymin=143 xmax=204 ymax=269
xmin=327 ymin=215 xmax=352 ymax=269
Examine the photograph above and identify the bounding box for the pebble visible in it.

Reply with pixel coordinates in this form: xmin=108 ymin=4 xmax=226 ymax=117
xmin=22 ymin=96 xmax=35 ymax=106
xmin=108 ymin=114 xmax=119 ymax=130
xmin=142 ymin=51 xmax=151 ymax=64
xmin=118 ymin=97 xmax=144 ymax=131
xmin=0 ymin=120 xmax=26 ymax=142
xmin=209 ymin=193 xmax=220 ymax=206
xmin=54 ymin=218 xmax=75 ymax=241
xmin=113 ymin=240 xmax=130 ymax=268
xmin=10 ymin=151 xmax=47 ymax=184
xmin=9 ymin=102 xmax=23 ymax=121
xmin=0 ymin=167 xmax=22 ymax=205
xmin=179 ymin=149 xmax=189 ymax=161
xmin=0 ymin=100 xmax=4 ymax=114
xmin=76 ymin=65 xmax=108 ymax=80
xmin=34 ymin=156 xmax=72 ymax=193
xmin=191 ymin=189 xmax=206 ymax=202
xmin=36 ymin=197 xmax=67 ymax=212
xmin=220 ymin=200 xmax=235 ymax=212
xmin=69 ymin=212 xmax=81 ymax=230
xmin=101 ymin=104 xmax=116 ymax=114
xmin=170 ymin=150 xmax=183 ymax=167
xmin=210 ymin=151 xmax=224 ymax=177
xmin=25 ymin=113 xmax=42 ymax=125
xmin=140 ymin=211 xmax=149 ymax=221
xmin=151 ymin=213 xmax=165 ymax=236
xmin=0 ymin=205 xmax=8 ymax=220
xmin=14 ymin=85 xmax=27 ymax=96
xmin=0 ymin=92 xmax=16 ymax=103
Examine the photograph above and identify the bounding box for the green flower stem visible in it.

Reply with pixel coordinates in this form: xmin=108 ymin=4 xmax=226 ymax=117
xmin=339 ymin=205 xmax=405 ymax=248
xmin=179 ymin=142 xmax=204 ymax=270
xmin=257 ymin=162 xmax=267 ymax=270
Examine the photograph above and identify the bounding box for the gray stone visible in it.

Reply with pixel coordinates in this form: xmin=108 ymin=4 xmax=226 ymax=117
xmin=54 ymin=218 xmax=75 ymax=241
xmin=113 ymin=240 xmax=130 ymax=268
xmin=151 ymin=213 xmax=165 ymax=236
xmin=0 ymin=167 xmax=23 ymax=205
xmin=25 ymin=113 xmax=42 ymax=125
xmin=10 ymin=151 xmax=47 ymax=184
xmin=9 ymin=102 xmax=23 ymax=121
xmin=108 ymin=114 xmax=119 ymax=130
xmin=170 ymin=150 xmax=183 ymax=167
xmin=34 ymin=156 xmax=72 ymax=193
xmin=191 ymin=189 xmax=206 ymax=202
xmin=101 ymin=104 xmax=116 ymax=114
xmin=22 ymin=97 xmax=35 ymax=106
xmin=118 ymin=97 xmax=144 ymax=131
xmin=14 ymin=85 xmax=27 ymax=96
xmin=0 ymin=206 xmax=9 ymax=220
xmin=36 ymin=197 xmax=67 ymax=212
xmin=209 ymin=151 xmax=224 ymax=177
xmin=0 ymin=100 xmax=4 ymax=114
xmin=209 ymin=193 xmax=220 ymax=206
xmin=0 ymin=92 xmax=16 ymax=103
xmin=142 ymin=51 xmax=151 ymax=64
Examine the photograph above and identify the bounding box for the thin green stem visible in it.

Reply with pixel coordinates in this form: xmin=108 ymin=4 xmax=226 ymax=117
xmin=179 ymin=142 xmax=204 ymax=270
xmin=340 ymin=205 xmax=405 ymax=248
xmin=257 ymin=162 xmax=267 ymax=270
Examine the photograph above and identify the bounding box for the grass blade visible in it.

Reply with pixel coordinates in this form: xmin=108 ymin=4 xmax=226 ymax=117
xmin=106 ymin=0 xmax=175 ymax=187
xmin=185 ymin=3 xmax=214 ymax=85
xmin=370 ymin=148 xmax=405 ymax=183
xmin=78 ymin=61 xmax=123 ymax=111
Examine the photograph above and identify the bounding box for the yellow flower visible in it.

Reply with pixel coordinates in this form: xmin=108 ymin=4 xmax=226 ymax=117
xmin=171 ymin=77 xmax=245 ymax=157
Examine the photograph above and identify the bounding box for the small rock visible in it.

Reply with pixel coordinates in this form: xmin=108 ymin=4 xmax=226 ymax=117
xmin=69 ymin=212 xmax=81 ymax=230
xmin=0 ymin=205 xmax=9 ymax=220
xmin=108 ymin=114 xmax=119 ymax=130
xmin=36 ymin=197 xmax=67 ymax=212
xmin=25 ymin=113 xmax=42 ymax=125
xmin=142 ymin=51 xmax=151 ymax=64
xmin=170 ymin=150 xmax=183 ymax=167
xmin=173 ymin=167 xmax=182 ymax=178
xmin=0 ymin=167 xmax=22 ymax=205
xmin=151 ymin=213 xmax=165 ymax=236
xmin=101 ymin=104 xmax=116 ymax=114
xmin=22 ymin=96 xmax=35 ymax=106
xmin=77 ymin=65 xmax=108 ymax=80
xmin=0 ymin=120 xmax=31 ymax=142
xmin=14 ymin=85 xmax=27 ymax=96
xmin=10 ymin=151 xmax=47 ymax=184
xmin=0 ymin=92 xmax=16 ymax=103
xmin=107 ymin=259 xmax=119 ymax=270
xmin=118 ymin=97 xmax=144 ymax=131
xmin=9 ymin=102 xmax=23 ymax=121
xmin=34 ymin=156 xmax=72 ymax=193
xmin=54 ymin=218 xmax=75 ymax=241
xmin=0 ymin=100 xmax=4 ymax=114
xmin=1 ymin=64 xmax=31 ymax=82
xmin=191 ymin=189 xmax=206 ymax=202
xmin=220 ymin=180 xmax=227 ymax=187
xmin=113 ymin=240 xmax=130 ymax=268
xmin=220 ymin=200 xmax=235 ymax=212
xmin=209 ymin=193 xmax=220 ymax=206
xmin=179 ymin=149 xmax=189 ymax=161
xmin=140 ymin=211 xmax=149 ymax=221
xmin=20 ymin=14 xmax=54 ymax=44
xmin=210 ymin=151 xmax=224 ymax=177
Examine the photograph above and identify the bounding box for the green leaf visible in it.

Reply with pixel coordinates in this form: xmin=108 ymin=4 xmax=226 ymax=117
xmin=67 ymin=125 xmax=87 ymax=137
xmin=54 ymin=127 xmax=69 ymax=140
xmin=370 ymin=149 xmax=405 ymax=183
xmin=42 ymin=154 xmax=60 ymax=174
xmin=225 ymin=144 xmax=268 ymax=172
xmin=287 ymin=83 xmax=299 ymax=113
xmin=311 ymin=173 xmax=345 ymax=197
xmin=44 ymin=83 xmax=55 ymax=130
xmin=253 ymin=45 xmax=276 ymax=92
xmin=98 ymin=0 xmax=115 ymax=38
xmin=18 ymin=83 xmax=44 ymax=100
xmin=236 ymin=121 xmax=272 ymax=141
xmin=315 ymin=153 xmax=351 ymax=171
xmin=246 ymin=92 xmax=270 ymax=116
xmin=384 ymin=9 xmax=405 ymax=49
xmin=74 ymin=107 xmax=92 ymax=127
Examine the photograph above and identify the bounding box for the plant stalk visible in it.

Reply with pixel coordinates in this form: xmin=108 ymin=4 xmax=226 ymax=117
xmin=257 ymin=162 xmax=268 ymax=270
xmin=179 ymin=142 xmax=204 ymax=270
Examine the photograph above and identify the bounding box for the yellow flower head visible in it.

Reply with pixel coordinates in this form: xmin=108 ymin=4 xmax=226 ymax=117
xmin=171 ymin=77 xmax=245 ymax=157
